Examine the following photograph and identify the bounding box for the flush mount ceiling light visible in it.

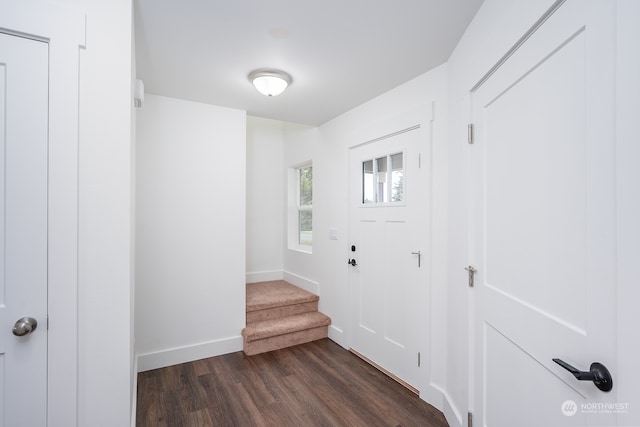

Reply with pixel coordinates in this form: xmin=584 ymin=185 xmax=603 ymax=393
xmin=249 ymin=69 xmax=292 ymax=97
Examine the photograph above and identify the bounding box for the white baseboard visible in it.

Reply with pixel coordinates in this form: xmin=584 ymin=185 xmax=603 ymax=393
xmin=131 ymin=355 xmax=139 ymax=427
xmin=246 ymin=270 xmax=283 ymax=283
xmin=413 ymin=382 xmax=463 ymax=427
xmin=283 ymin=270 xmax=319 ymax=294
xmin=136 ymin=335 xmax=243 ymax=372
xmin=328 ymin=324 xmax=348 ymax=348
xmin=442 ymin=389 xmax=464 ymax=427
xmin=419 ymin=382 xmax=444 ymax=413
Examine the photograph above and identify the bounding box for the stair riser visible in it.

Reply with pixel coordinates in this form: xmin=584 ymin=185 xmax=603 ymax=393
xmin=247 ymin=301 xmax=318 ymax=324
xmin=243 ymin=326 xmax=328 ymax=356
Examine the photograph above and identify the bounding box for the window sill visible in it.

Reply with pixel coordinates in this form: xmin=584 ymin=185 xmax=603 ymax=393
xmin=289 ymin=246 xmax=312 ymax=255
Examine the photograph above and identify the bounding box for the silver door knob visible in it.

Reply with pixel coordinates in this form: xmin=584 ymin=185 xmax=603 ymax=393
xmin=12 ymin=317 xmax=38 ymax=337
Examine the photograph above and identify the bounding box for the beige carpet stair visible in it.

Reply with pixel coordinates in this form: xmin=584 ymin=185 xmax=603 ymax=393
xmin=242 ymin=280 xmax=331 ymax=356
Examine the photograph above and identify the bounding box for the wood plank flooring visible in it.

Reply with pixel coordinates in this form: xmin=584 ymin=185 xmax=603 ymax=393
xmin=136 ymin=339 xmax=448 ymax=427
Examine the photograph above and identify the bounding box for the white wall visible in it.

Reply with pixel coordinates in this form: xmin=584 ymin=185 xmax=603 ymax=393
xmin=616 ymin=1 xmax=640 ymax=423
xmin=445 ymin=1 xmax=560 ymax=425
xmin=246 ymin=117 xmax=285 ymax=283
xmin=282 ymin=123 xmax=321 ymax=293
xmin=135 ymin=94 xmax=246 ymax=371
xmin=58 ymin=0 xmax=135 ymax=425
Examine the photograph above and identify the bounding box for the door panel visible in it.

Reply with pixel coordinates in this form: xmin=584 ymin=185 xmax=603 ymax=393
xmin=484 ymin=27 xmax=587 ymax=331
xmin=0 ymin=33 xmax=49 ymax=427
xmin=384 ymin=220 xmax=410 ymax=347
xmin=484 ymin=324 xmax=587 ymax=427
xmin=349 ymin=116 xmax=429 ymax=390
xmin=357 ymin=220 xmax=381 ymax=334
xmin=472 ymin=1 xmax=617 ymax=425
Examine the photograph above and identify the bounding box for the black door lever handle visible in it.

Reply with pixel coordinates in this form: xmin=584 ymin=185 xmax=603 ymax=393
xmin=553 ymin=358 xmax=613 ymax=392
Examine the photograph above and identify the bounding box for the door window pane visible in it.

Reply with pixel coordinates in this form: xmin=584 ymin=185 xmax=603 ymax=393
xmin=391 ymin=153 xmax=404 ymax=202
xmin=361 ymin=152 xmax=404 ymax=205
xmin=363 ymin=160 xmax=374 ymax=204
xmin=376 ymin=156 xmax=388 ymax=203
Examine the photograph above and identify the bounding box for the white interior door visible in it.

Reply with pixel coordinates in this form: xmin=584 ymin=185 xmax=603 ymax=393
xmin=0 ymin=33 xmax=48 ymax=426
xmin=471 ymin=1 xmax=618 ymax=426
xmin=348 ymin=115 xmax=429 ymax=390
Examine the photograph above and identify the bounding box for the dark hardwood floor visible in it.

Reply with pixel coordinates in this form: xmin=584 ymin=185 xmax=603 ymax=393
xmin=136 ymin=338 xmax=449 ymax=427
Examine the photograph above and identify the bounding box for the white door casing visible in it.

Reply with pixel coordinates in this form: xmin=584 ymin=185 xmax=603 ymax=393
xmin=0 ymin=32 xmax=48 ymax=427
xmin=348 ymin=108 xmax=430 ymax=391
xmin=471 ymin=1 xmax=617 ymax=426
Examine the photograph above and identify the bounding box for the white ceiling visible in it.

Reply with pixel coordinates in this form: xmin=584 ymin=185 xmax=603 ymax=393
xmin=134 ymin=0 xmax=484 ymax=126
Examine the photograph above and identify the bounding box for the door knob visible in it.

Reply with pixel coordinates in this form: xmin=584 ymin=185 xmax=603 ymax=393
xmin=348 ymin=258 xmax=357 ymax=266
xmin=12 ymin=317 xmax=38 ymax=337
xmin=553 ymin=358 xmax=613 ymax=392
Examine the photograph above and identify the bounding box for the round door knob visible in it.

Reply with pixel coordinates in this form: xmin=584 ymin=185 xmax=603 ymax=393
xmin=12 ymin=317 xmax=38 ymax=337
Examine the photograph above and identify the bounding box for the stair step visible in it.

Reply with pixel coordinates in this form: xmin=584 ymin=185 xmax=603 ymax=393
xmin=242 ymin=311 xmax=331 ymax=343
xmin=243 ymin=280 xmax=331 ymax=356
xmin=247 ymin=300 xmax=318 ymax=324
xmin=242 ymin=326 xmax=329 ymax=356
xmin=246 ymin=280 xmax=318 ymax=312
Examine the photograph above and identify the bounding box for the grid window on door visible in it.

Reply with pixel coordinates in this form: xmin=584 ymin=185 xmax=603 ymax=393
xmin=297 ymin=165 xmax=312 ymax=246
xmin=362 ymin=152 xmax=403 ymax=204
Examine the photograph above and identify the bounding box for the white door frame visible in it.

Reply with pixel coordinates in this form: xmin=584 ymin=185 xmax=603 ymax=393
xmin=615 ymin=2 xmax=640 ymax=425
xmin=0 ymin=2 xmax=85 ymax=425
xmin=346 ymin=105 xmax=435 ymax=397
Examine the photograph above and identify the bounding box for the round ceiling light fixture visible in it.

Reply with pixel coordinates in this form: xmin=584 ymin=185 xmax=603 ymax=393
xmin=249 ymin=69 xmax=292 ymax=97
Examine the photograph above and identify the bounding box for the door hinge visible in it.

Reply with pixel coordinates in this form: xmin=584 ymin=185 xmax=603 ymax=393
xmin=467 ymin=123 xmax=474 ymax=144
xmin=465 ymin=266 xmax=477 ymax=287
xmin=468 ymin=411 xmax=473 ymax=427
xmin=418 ymin=352 xmax=421 ymax=367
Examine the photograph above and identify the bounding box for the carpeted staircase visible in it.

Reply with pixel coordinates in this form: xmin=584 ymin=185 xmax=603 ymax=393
xmin=242 ymin=280 xmax=331 ymax=356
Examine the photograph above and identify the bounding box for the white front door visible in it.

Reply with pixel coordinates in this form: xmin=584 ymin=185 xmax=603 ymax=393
xmin=348 ymin=112 xmax=429 ymax=390
xmin=471 ymin=1 xmax=618 ymax=425
xmin=0 ymin=33 xmax=49 ymax=426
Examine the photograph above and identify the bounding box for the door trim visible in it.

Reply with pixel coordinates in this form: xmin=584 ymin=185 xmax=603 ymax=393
xmin=0 ymin=2 xmax=85 ymax=426
xmin=346 ymin=104 xmax=434 ymax=399
xmin=470 ymin=0 xmax=566 ymax=92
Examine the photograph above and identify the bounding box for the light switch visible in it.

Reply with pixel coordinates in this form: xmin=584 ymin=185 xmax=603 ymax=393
xmin=329 ymin=228 xmax=338 ymax=240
